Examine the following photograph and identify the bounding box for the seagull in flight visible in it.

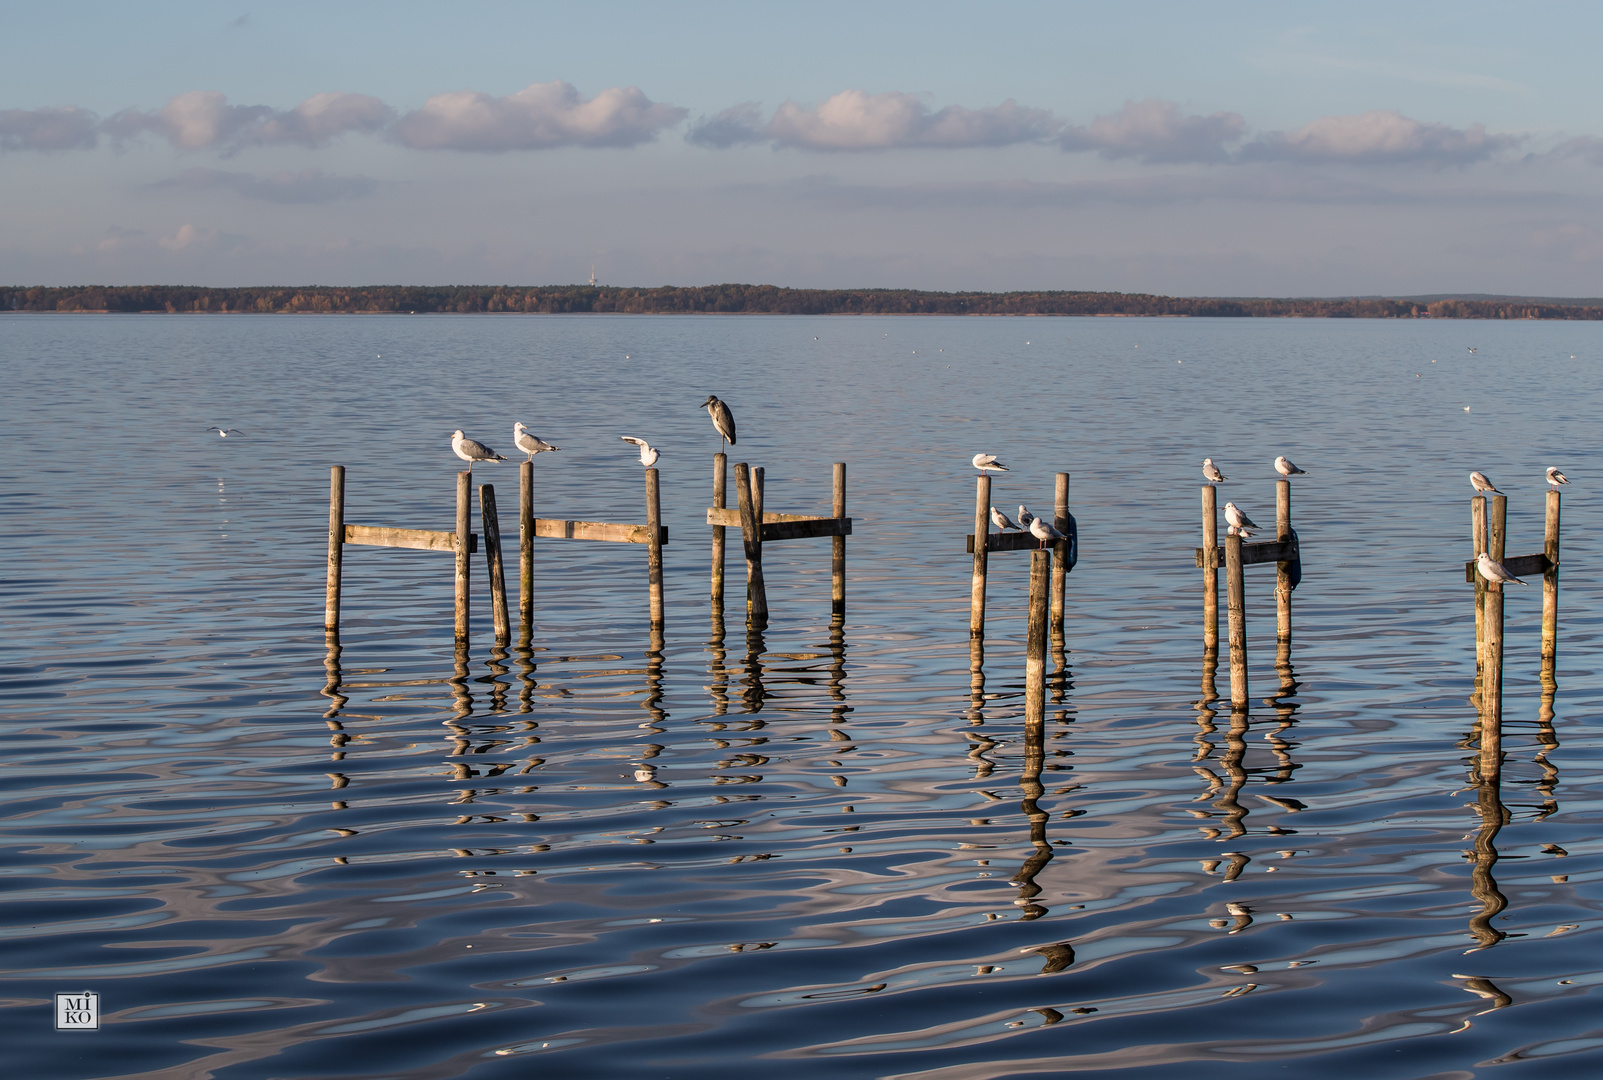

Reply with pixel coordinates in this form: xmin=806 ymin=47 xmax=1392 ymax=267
xmin=512 ymin=422 xmax=559 ymax=461
xmin=1274 ymin=456 xmax=1307 ymax=478
xmin=972 ymin=453 xmax=1009 ymax=473
xmin=1477 ymin=553 xmax=1526 ymax=586
xmin=990 ymin=506 xmax=1020 ymax=531
xmin=1469 ymin=471 xmax=1501 ymax=494
xmin=1202 ymin=458 xmax=1227 ymax=484
xmin=621 ymin=436 xmax=660 ymax=467
xmin=1468 ymin=347 xmax=1477 ymax=353
xmin=451 ymin=430 xmax=505 ymax=472
xmin=205 ymin=427 xmax=243 ymax=438
xmin=1546 ymin=466 xmax=1570 ymax=489
xmin=1224 ymin=502 xmax=1260 ymax=531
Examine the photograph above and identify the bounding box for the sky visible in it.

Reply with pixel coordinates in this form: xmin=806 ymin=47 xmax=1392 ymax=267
xmin=4 ymin=0 xmax=1603 ymax=295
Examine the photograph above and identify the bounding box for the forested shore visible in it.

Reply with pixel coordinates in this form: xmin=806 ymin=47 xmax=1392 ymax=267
xmin=4 ymin=284 xmax=1600 ymax=320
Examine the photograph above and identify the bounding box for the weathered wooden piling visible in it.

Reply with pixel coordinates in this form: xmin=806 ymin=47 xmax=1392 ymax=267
xmin=711 ymin=453 xmax=727 ymax=608
xmin=1472 ymin=495 xmax=1487 ymax=685
xmin=455 ymin=471 xmax=471 ymax=643
xmin=480 ymin=484 xmax=509 ymax=645
xmin=832 ymin=462 xmax=847 ymax=616
xmin=1481 ymin=493 xmax=1507 ymax=776
xmin=1201 ymin=485 xmax=1219 ymax=653
xmin=1051 ymin=472 xmax=1070 ymax=635
xmin=1275 ymin=479 xmax=1292 ymax=645
xmin=519 ymin=461 xmax=533 ymax=637
xmin=1542 ymin=489 xmax=1561 ymax=673
xmin=734 ymin=462 xmax=768 ymax=624
xmin=1025 ymin=549 xmax=1050 ymax=724
xmin=1225 ymin=530 xmax=1248 ymax=709
xmin=646 ymin=467 xmax=664 ymax=629
xmin=970 ymin=474 xmax=991 ymax=638
xmin=325 ymin=465 xmax=345 ymax=632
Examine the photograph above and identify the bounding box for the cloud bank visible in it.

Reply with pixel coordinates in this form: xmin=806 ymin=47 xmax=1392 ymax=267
xmin=103 ymin=91 xmax=392 ymax=151
xmin=688 ymin=90 xmax=1057 ymax=150
xmin=393 ymin=81 xmax=686 ymax=150
xmin=0 ymin=105 xmax=100 ymax=151
xmin=1241 ymin=110 xmax=1522 ymax=167
xmin=1057 ymin=99 xmax=1246 ymax=164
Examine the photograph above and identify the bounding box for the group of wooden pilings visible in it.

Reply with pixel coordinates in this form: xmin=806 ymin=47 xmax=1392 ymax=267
xmin=1468 ymin=489 xmax=1561 ymax=780
xmin=966 ymin=472 xmax=1077 ymax=725
xmin=1195 ymin=480 xmax=1301 ymax=711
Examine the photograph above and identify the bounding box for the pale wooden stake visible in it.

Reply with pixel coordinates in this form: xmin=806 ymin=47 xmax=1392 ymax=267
xmin=1025 ymin=548 xmax=1049 ymax=725
xmin=646 ymin=467 xmax=664 ymax=628
xmin=325 ymin=465 xmax=345 ymax=633
xmin=711 ymin=452 xmax=727 ymax=609
xmin=1051 ymin=472 xmax=1069 ymax=635
xmin=734 ymin=463 xmax=768 ymax=624
xmin=519 ymin=461 xmax=533 ymax=638
xmin=455 ymin=471 xmax=471 ymax=643
xmin=1226 ymin=530 xmax=1248 ymax=710
xmin=1472 ymin=494 xmax=1487 ymax=686
xmin=832 ymin=462 xmax=846 ymax=616
xmin=1481 ymin=493 xmax=1507 ymax=778
xmin=480 ymin=484 xmax=509 ymax=645
xmin=970 ymin=474 xmax=991 ymax=639
xmin=1275 ymin=479 xmax=1292 ymax=645
xmin=1542 ymin=488 xmax=1561 ymax=673
xmin=1201 ymin=485 xmax=1219 ymax=653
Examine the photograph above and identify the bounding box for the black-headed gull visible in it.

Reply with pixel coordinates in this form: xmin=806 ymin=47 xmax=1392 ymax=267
xmin=1029 ymin=516 xmax=1064 ymax=549
xmin=1477 ymin=553 xmax=1526 ymax=586
xmin=1274 ymin=456 xmax=1307 ymax=478
xmin=990 ymin=506 xmax=1019 ymax=531
xmin=621 ymin=436 xmax=660 ymax=467
xmin=1469 ymin=471 xmax=1501 ymax=494
xmin=1546 ymin=467 xmax=1570 ymax=489
xmin=1223 ymin=502 xmax=1260 ymax=531
xmin=1203 ymin=458 xmax=1227 ymax=484
xmin=972 ymin=453 xmax=1009 ymax=473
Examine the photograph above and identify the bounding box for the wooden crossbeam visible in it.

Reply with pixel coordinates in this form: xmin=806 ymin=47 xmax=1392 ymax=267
xmin=1464 ymin=552 xmax=1550 ymax=583
xmin=966 ymin=531 xmax=1052 ymax=554
xmin=533 ymin=518 xmax=668 ymax=545
xmin=706 ymin=507 xmax=851 ymax=542
xmin=1193 ymin=538 xmax=1297 ymax=568
xmin=346 ymin=524 xmax=477 ymax=553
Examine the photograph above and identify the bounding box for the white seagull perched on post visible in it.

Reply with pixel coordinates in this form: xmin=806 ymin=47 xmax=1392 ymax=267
xmin=1029 ymin=516 xmax=1064 ymax=549
xmin=972 ymin=453 xmax=1009 ymax=473
xmin=1017 ymin=504 xmax=1036 ymax=530
xmin=1469 ymin=471 xmax=1502 ymax=494
xmin=451 ymin=430 xmax=505 ymax=472
xmin=206 ymin=427 xmax=243 ymax=437
xmin=1202 ymin=458 xmax=1227 ymax=484
xmin=512 ymin=422 xmax=559 ymax=461
xmin=1274 ymin=456 xmax=1307 ymax=478
xmin=702 ymin=395 xmax=737 ymax=451
xmin=990 ymin=506 xmax=1020 ymax=531
xmin=1224 ymin=502 xmax=1260 ymax=532
xmin=621 ymin=436 xmax=660 ymax=467
xmin=1477 ymin=552 xmax=1527 ymax=586
xmin=1546 ymin=466 xmax=1570 ymax=489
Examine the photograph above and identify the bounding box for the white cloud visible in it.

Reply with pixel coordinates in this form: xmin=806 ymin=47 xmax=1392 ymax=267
xmin=686 ymin=102 xmax=767 ymax=149
xmin=103 ymin=90 xmax=390 ymax=151
xmin=1058 ymin=99 xmax=1245 ymax=164
xmin=0 ymin=105 xmax=100 ymax=151
xmin=1242 ymin=110 xmax=1521 ymax=167
xmin=759 ymin=90 xmax=1058 ymax=150
xmin=393 ymin=81 xmax=686 ymax=151
xmin=151 ymin=167 xmax=381 ymax=203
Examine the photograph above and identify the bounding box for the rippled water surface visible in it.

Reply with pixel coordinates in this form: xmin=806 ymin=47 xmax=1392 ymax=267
xmin=5 ymin=313 xmax=1603 ymax=1079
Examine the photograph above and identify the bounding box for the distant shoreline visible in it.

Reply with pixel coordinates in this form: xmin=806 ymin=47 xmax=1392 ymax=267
xmin=4 ymin=284 xmax=1602 ymax=320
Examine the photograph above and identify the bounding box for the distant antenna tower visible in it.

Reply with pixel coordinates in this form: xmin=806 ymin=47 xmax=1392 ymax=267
xmin=589 ymin=265 xmax=597 ymax=287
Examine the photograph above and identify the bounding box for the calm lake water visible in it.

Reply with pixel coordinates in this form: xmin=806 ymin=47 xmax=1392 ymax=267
xmin=4 ymin=313 xmax=1603 ymax=1079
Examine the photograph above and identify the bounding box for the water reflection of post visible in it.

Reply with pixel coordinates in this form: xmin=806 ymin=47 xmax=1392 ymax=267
xmin=322 ymin=630 xmax=348 ymax=718
xmin=485 ymin=644 xmax=510 ymax=715
xmin=742 ymin=621 xmax=768 ymax=715
xmin=827 ymin=614 xmax=849 ymax=728
xmin=1467 ymin=774 xmax=1510 ymax=950
xmin=1012 ymin=715 xmax=1052 ymax=920
xmin=708 ymin=605 xmax=730 ymax=716
xmin=449 ymin=641 xmax=473 ymax=719
xmin=644 ymin=626 xmax=667 ymax=728
xmin=1535 ymin=679 xmax=1560 ymax=820
xmin=968 ymin=638 xmax=986 ymax=724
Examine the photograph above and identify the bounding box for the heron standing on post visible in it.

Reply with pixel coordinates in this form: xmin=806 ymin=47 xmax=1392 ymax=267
xmin=702 ymin=395 xmax=736 ymax=452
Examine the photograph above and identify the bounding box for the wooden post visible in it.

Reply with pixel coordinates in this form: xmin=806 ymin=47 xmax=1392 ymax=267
xmin=455 ymin=470 xmax=471 ymax=643
xmin=1481 ymin=494 xmax=1507 ymax=777
xmin=480 ymin=484 xmax=509 ymax=645
xmin=1472 ymin=495 xmax=1487 ymax=682
xmin=1542 ymin=488 xmax=1561 ymax=672
xmin=1275 ymin=479 xmax=1292 ymax=645
xmin=735 ymin=463 xmax=768 ymax=624
xmin=519 ymin=460 xmax=533 ymax=637
xmin=325 ymin=465 xmax=345 ymax=633
xmin=1025 ymin=549 xmax=1049 ymax=724
xmin=1225 ymin=530 xmax=1248 ymax=710
xmin=1051 ymin=472 xmax=1069 ymax=635
xmin=711 ymin=452 xmax=727 ymax=609
xmin=754 ymin=466 xmax=765 ymax=523
xmin=646 ymin=467 xmax=664 ymax=629
xmin=970 ymin=474 xmax=991 ymax=639
xmin=1201 ymin=485 xmax=1218 ymax=653
xmin=832 ymin=462 xmax=846 ymax=616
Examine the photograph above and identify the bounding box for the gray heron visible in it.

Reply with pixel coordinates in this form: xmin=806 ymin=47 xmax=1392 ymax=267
xmin=702 ymin=395 xmax=736 ymax=451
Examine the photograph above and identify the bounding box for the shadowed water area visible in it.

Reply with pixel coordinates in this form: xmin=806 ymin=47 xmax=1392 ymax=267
xmin=3 ymin=313 xmax=1602 ymax=1079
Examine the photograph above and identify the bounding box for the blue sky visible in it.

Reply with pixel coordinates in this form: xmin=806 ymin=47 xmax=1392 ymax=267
xmin=4 ymin=1 xmax=1602 ymax=294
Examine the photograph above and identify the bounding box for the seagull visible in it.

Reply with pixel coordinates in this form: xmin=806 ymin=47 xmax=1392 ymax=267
xmin=1226 ymin=524 xmax=1256 ymax=540
xmin=1546 ymin=466 xmax=1570 ymax=489
xmin=1202 ymin=458 xmax=1227 ymax=484
xmin=1469 ymin=471 xmax=1501 ymax=494
xmin=1468 ymin=347 xmax=1477 ymax=353
xmin=512 ymin=422 xmax=559 ymax=461
xmin=205 ymin=427 xmax=243 ymax=437
xmin=1477 ymin=553 xmax=1526 ymax=586
xmin=990 ymin=506 xmax=1020 ymax=531
xmin=451 ymin=430 xmax=504 ymax=472
xmin=621 ymin=436 xmax=660 ymax=467
xmin=1029 ymin=516 xmax=1064 ymax=548
xmin=972 ymin=453 xmax=1009 ymax=473
xmin=702 ymin=395 xmax=737 ymax=451
xmin=1017 ymin=504 xmax=1036 ymax=530
xmin=1224 ymin=502 xmax=1260 ymax=531
xmin=1274 ymin=456 xmax=1307 ymax=478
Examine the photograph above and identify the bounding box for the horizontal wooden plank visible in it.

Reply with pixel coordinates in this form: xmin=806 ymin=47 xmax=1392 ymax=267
xmin=706 ymin=508 xmax=845 ymax=527
xmin=762 ymin=518 xmax=852 ymax=541
xmin=966 ymin=531 xmax=1056 ymax=553
xmin=1193 ymin=539 xmax=1298 ymax=568
xmin=346 ymin=524 xmax=476 ymax=553
xmin=1464 ymin=552 xmax=1551 ymax=582
xmin=533 ymin=518 xmax=667 ymax=545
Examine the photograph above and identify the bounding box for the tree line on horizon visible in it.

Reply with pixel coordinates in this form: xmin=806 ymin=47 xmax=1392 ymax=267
xmin=2 ymin=284 xmax=1599 ymax=320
